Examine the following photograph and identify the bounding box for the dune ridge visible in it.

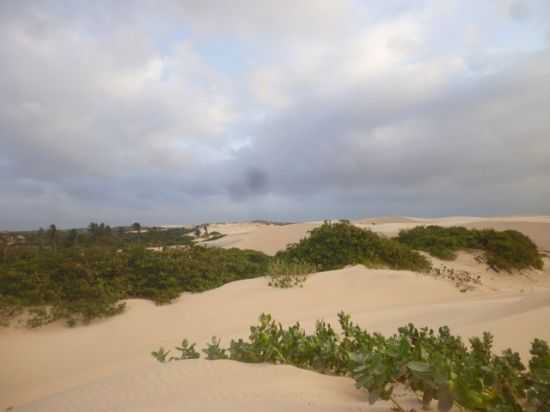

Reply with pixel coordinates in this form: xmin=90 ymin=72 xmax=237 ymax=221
xmin=2 ymin=216 xmax=550 ymax=411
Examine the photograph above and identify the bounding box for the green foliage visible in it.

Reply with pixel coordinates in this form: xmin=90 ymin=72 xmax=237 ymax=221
xmin=266 ymin=259 xmax=317 ymax=288
xmin=481 ymin=230 xmax=544 ymax=272
xmin=0 ymin=245 xmax=270 ymax=326
xmin=275 ymin=222 xmax=431 ymax=272
xmin=203 ymin=337 xmax=228 ymax=360
xmin=398 ymin=226 xmax=543 ymax=272
xmin=151 ymin=347 xmax=171 ymax=363
xmin=173 ymin=339 xmax=201 ymax=360
xmin=157 ymin=313 xmax=550 ymax=412
xmin=151 ymin=339 xmax=200 ymax=362
xmin=527 ymin=339 xmax=550 ymax=411
xmin=3 ymin=222 xmax=196 ymax=254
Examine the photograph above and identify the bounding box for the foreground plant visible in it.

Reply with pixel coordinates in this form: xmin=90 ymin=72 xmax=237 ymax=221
xmin=202 ymin=336 xmax=228 ymax=360
xmin=154 ymin=313 xmax=550 ymax=412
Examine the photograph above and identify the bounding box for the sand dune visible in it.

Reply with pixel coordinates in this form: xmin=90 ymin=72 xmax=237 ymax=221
xmin=2 ymin=216 xmax=550 ymax=412
xmin=3 ymin=262 xmax=550 ymax=411
xmin=206 ymin=222 xmax=320 ymax=255
xmin=207 ymin=215 xmax=550 ymax=255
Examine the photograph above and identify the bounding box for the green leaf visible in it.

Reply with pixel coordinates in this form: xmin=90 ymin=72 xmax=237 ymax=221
xmin=408 ymin=361 xmax=431 ymax=374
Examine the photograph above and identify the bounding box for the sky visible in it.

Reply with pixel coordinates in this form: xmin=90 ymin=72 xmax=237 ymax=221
xmin=1 ymin=0 xmax=550 ymax=230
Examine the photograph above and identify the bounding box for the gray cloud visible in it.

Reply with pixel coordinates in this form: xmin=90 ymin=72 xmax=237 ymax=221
xmin=1 ymin=1 xmax=549 ymax=230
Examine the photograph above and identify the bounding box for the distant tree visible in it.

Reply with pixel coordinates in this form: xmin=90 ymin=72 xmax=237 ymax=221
xmin=203 ymin=224 xmax=209 ymax=236
xmin=131 ymin=222 xmax=142 ymax=234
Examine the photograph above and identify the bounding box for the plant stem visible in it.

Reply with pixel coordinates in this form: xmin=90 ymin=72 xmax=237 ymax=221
xmin=389 ymin=395 xmax=406 ymax=412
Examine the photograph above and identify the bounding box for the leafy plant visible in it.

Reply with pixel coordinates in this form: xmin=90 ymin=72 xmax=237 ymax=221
xmin=527 ymin=339 xmax=550 ymax=411
xmin=157 ymin=313 xmax=550 ymax=412
xmin=267 ymin=259 xmax=317 ymax=288
xmin=151 ymin=347 xmax=171 ymax=363
xmin=203 ymin=337 xmax=228 ymax=360
xmin=151 ymin=339 xmax=200 ymax=362
xmin=172 ymin=339 xmax=200 ymax=360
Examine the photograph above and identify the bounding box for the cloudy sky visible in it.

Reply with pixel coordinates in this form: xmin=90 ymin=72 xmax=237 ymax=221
xmin=1 ymin=0 xmax=549 ymax=229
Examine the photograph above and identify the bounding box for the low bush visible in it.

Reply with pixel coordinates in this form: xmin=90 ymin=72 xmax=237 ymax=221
xmin=275 ymin=222 xmax=431 ymax=272
xmin=397 ymin=226 xmax=543 ymax=271
xmin=0 ymin=245 xmax=270 ymax=326
xmin=266 ymin=259 xmax=317 ymax=288
xmin=155 ymin=313 xmax=550 ymax=412
xmin=203 ymin=337 xmax=228 ymax=360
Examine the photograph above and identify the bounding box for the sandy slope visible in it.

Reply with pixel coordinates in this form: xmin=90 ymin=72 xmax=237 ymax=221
xmin=205 ymin=222 xmax=320 ymax=254
xmin=3 ymin=263 xmax=550 ymax=411
xmin=2 ymin=216 xmax=550 ymax=412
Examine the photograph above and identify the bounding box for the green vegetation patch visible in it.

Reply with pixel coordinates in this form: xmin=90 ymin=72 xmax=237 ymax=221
xmin=155 ymin=313 xmax=550 ymax=412
xmin=0 ymin=245 xmax=269 ymax=326
xmin=397 ymin=225 xmax=543 ymax=271
xmin=275 ymin=221 xmax=431 ymax=273
xmin=266 ymin=259 xmax=317 ymax=288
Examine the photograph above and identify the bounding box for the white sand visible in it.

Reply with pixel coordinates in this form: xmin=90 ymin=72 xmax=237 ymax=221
xmin=2 ymin=216 xmax=550 ymax=412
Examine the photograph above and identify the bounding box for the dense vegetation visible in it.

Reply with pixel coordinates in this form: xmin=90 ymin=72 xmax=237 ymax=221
xmin=0 ymin=235 xmax=269 ymax=326
xmin=0 ymin=222 xmax=195 ymax=254
xmin=1 ymin=221 xmax=544 ymax=327
xmin=276 ymin=221 xmax=432 ymax=272
xmin=154 ymin=313 xmax=550 ymax=412
xmin=397 ymin=225 xmax=543 ymax=271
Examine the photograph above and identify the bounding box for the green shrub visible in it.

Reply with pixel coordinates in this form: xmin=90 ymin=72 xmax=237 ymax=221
xmin=267 ymin=259 xmax=317 ymax=288
xmin=157 ymin=313 xmax=550 ymax=412
xmin=203 ymin=337 xmax=228 ymax=360
xmin=398 ymin=226 xmax=543 ymax=272
xmin=0 ymin=245 xmax=270 ymax=326
xmin=275 ymin=222 xmax=431 ymax=272
xmin=480 ymin=229 xmax=544 ymax=272
xmin=151 ymin=339 xmax=200 ymax=362
xmin=151 ymin=347 xmax=171 ymax=363
xmin=173 ymin=339 xmax=200 ymax=360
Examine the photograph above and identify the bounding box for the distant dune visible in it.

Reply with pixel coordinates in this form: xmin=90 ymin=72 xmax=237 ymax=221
xmin=2 ymin=216 xmax=550 ymax=412
xmin=207 ymin=215 xmax=550 ymax=255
